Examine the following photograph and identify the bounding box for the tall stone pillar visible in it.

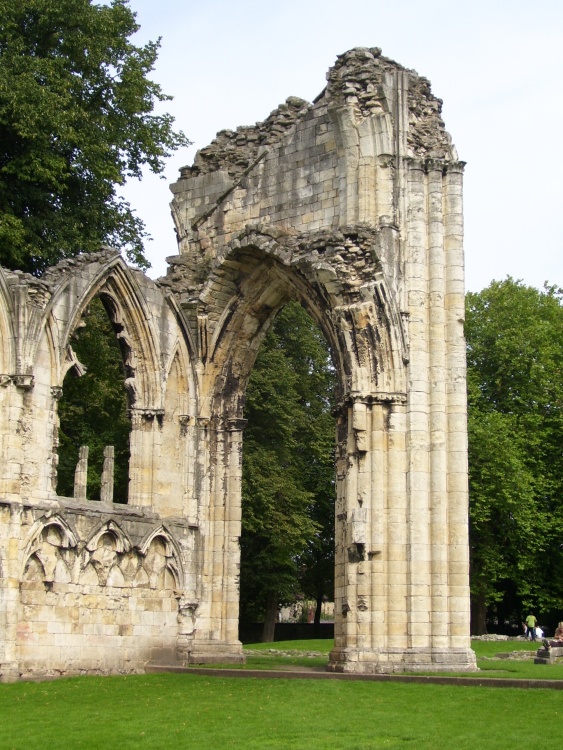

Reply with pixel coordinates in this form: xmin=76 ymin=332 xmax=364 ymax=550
xmin=187 ymin=417 xmax=244 ymax=664
xmin=444 ymin=162 xmax=472 ymax=651
xmin=128 ymin=409 xmax=162 ymax=506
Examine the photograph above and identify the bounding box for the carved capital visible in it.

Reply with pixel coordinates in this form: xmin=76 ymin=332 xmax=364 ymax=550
xmin=226 ymin=418 xmax=248 ymax=432
xmin=425 ymin=158 xmax=447 ymax=174
xmin=444 ymin=160 xmax=467 ymax=174
xmin=51 ymin=386 xmax=63 ymax=400
xmin=371 ymin=392 xmax=407 ymax=405
xmin=13 ymin=374 xmax=34 ymax=390
xmin=405 ymin=157 xmax=427 ymax=173
xmin=130 ymin=407 xmax=165 ymax=427
xmin=343 ymin=391 xmax=407 ymax=408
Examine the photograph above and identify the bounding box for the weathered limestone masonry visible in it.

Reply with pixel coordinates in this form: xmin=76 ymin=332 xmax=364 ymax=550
xmin=0 ymin=48 xmax=476 ymax=680
xmin=0 ymin=250 xmax=201 ymax=680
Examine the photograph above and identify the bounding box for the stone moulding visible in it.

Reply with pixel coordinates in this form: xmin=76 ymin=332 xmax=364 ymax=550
xmin=0 ymin=46 xmax=476 ymax=681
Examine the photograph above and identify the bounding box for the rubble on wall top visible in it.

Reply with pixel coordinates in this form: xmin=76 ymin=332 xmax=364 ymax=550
xmin=327 ymin=47 xmax=453 ymax=159
xmin=40 ymin=247 xmax=121 ymax=287
xmin=181 ymin=96 xmax=312 ymax=180
xmin=406 ymin=75 xmax=452 ymax=158
xmin=179 ymin=46 xmax=454 ymax=181
xmin=325 ymin=46 xmax=407 ymax=116
xmin=1 ymin=248 xmax=121 ymax=303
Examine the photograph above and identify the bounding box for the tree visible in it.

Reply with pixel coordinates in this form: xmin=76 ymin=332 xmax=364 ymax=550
xmin=0 ymin=0 xmax=189 ymax=274
xmin=240 ymin=302 xmax=336 ymax=641
xmin=466 ymin=279 xmax=563 ymax=633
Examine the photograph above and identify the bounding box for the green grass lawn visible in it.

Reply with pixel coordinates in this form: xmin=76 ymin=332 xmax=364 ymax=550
xmin=216 ymin=638 xmax=563 ymax=680
xmin=242 ymin=638 xmax=332 ymax=670
xmin=2 ymin=639 xmax=562 ymax=749
xmin=2 ymin=671 xmax=563 ymax=750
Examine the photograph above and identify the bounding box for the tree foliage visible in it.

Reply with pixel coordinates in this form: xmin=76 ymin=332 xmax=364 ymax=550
xmin=240 ymin=302 xmax=336 ymax=639
xmin=0 ymin=0 xmax=189 ymax=273
xmin=466 ymin=279 xmax=563 ymax=632
xmin=57 ymin=297 xmax=130 ymax=502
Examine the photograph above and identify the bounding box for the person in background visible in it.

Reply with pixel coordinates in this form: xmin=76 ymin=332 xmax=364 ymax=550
xmin=543 ymin=621 xmax=563 ymax=650
xmin=525 ymin=613 xmax=538 ymax=641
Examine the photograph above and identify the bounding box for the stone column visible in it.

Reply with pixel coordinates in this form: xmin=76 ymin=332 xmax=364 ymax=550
xmin=427 ymin=162 xmax=449 ymax=651
xmin=332 ymin=413 xmax=348 ymax=654
xmin=330 ymin=394 xmax=410 ymax=673
xmin=223 ymin=418 xmax=246 ymax=647
xmin=187 ymin=417 xmax=243 ymax=664
xmin=73 ymin=445 xmax=89 ymax=500
xmin=100 ymin=446 xmax=115 ymax=503
xmin=179 ymin=416 xmax=198 ymax=523
xmin=0 ymin=380 xmax=23 ymax=499
xmin=0 ymin=503 xmax=22 ymax=682
xmin=368 ymin=400 xmax=388 ymax=651
xmin=405 ymin=160 xmax=432 ymax=652
xmin=444 ymin=162 xmax=473 ymax=658
xmin=128 ymin=409 xmax=162 ymax=506
xmin=384 ymin=399 xmax=408 ymax=653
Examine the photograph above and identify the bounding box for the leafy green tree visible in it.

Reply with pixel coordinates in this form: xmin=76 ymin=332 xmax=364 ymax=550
xmin=57 ymin=297 xmax=130 ymax=502
xmin=0 ymin=0 xmax=189 ymax=273
xmin=240 ymin=302 xmax=336 ymax=641
xmin=466 ymin=279 xmax=563 ymax=633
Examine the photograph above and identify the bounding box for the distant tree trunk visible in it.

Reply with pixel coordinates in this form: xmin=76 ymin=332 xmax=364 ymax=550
xmin=470 ymin=592 xmax=487 ymax=635
xmin=262 ymin=594 xmax=278 ymax=643
xmin=313 ymin=593 xmax=323 ymax=637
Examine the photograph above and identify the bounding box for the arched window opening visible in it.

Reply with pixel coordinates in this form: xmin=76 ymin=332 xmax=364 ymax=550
xmin=57 ymin=296 xmax=131 ymax=503
xmin=240 ymin=301 xmax=336 ymax=644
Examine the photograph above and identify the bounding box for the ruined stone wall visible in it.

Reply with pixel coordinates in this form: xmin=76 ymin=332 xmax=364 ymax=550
xmin=0 ymin=47 xmax=475 ymax=679
xmin=0 ymin=251 xmax=204 ymax=680
xmin=164 ymin=47 xmax=474 ymax=673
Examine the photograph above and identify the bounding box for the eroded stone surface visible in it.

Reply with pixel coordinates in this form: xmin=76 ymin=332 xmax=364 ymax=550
xmin=0 ymin=48 xmax=475 ymax=680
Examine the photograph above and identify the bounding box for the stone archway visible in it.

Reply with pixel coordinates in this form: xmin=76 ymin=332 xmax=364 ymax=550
xmin=165 ymin=47 xmax=476 ymax=673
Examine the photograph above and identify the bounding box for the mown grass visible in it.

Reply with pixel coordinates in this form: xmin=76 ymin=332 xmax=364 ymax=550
xmin=471 ymin=639 xmax=539 ymax=658
xmin=2 ymin=639 xmax=561 ymax=749
xmin=242 ymin=638 xmax=332 ymax=670
xmin=214 ymin=638 xmax=563 ymax=679
xmin=1 ymin=671 xmax=563 ymax=750
xmin=468 ymin=639 xmax=563 ymax=680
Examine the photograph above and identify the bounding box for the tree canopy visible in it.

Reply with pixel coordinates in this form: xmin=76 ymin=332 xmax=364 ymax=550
xmin=0 ymin=0 xmax=189 ymax=273
xmin=466 ymin=278 xmax=563 ymax=632
xmin=240 ymin=301 xmax=336 ymax=640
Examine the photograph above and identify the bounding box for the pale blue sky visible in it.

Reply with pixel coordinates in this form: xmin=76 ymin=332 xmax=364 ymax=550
xmin=121 ymin=0 xmax=563 ymax=292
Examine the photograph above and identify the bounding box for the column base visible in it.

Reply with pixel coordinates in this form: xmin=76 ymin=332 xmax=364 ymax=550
xmin=0 ymin=661 xmax=20 ymax=683
xmin=328 ymin=646 xmax=478 ymax=674
xmin=178 ymin=640 xmax=245 ymax=666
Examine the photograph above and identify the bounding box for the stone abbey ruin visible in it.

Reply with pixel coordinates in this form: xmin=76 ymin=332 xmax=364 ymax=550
xmin=0 ymin=48 xmax=477 ymax=680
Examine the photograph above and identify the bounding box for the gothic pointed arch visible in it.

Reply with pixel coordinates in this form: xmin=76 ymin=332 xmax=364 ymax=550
xmin=139 ymin=525 xmax=184 ymax=589
xmin=197 ymin=226 xmax=408 ymax=419
xmin=85 ymin=520 xmax=132 ymax=554
xmin=53 ymin=255 xmax=163 ymax=412
xmin=21 ymin=514 xmax=78 ymax=579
